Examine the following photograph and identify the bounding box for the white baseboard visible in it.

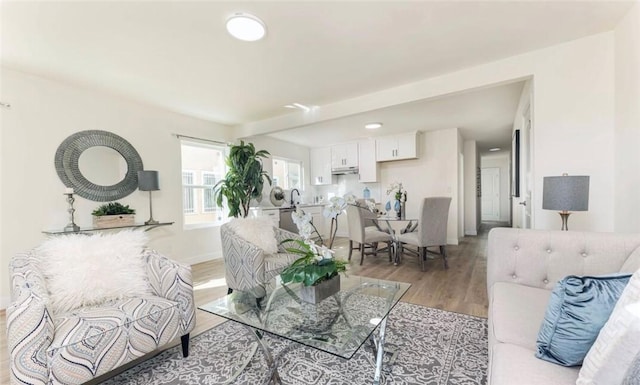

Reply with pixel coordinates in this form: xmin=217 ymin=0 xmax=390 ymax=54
xmin=447 ymin=238 xmax=459 ymax=246
xmin=1 ymin=295 xmax=10 ymax=311
xmin=465 ymin=230 xmax=478 ymax=236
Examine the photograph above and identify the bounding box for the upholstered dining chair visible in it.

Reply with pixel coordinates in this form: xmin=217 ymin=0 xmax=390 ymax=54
xmin=346 ymin=204 xmax=393 ymax=265
xmin=397 ymin=197 xmax=452 ymax=271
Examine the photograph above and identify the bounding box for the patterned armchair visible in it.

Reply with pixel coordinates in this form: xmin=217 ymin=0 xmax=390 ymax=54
xmin=7 ymin=249 xmax=195 ymax=385
xmin=220 ymin=223 xmax=304 ymax=297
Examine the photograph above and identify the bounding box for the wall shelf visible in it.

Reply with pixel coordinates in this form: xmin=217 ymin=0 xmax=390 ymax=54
xmin=42 ymin=222 xmax=174 ymax=235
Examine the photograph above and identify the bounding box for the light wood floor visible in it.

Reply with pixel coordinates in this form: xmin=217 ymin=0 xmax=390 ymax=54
xmin=0 ymin=222 xmax=500 ymax=384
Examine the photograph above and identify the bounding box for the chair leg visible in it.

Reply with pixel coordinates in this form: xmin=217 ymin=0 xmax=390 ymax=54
xmin=372 ymin=242 xmax=378 ymax=256
xmin=348 ymin=240 xmax=354 ymax=261
xmin=181 ymin=334 xmax=190 ymax=357
xmin=360 ymin=244 xmax=365 ymax=265
xmin=388 ymin=241 xmax=393 ymax=262
xmin=440 ymin=245 xmax=449 ymax=269
xmin=421 ymin=247 xmax=426 ymax=271
xmin=227 ymin=288 xmax=233 ymax=295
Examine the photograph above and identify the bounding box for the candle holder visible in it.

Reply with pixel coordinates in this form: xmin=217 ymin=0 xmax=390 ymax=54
xmin=63 ymin=193 xmax=80 ymax=232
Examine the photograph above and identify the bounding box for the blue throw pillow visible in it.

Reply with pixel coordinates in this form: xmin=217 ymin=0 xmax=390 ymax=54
xmin=536 ymin=274 xmax=631 ymax=366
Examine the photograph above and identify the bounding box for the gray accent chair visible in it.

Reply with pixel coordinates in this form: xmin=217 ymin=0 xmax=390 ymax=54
xmin=397 ymin=197 xmax=452 ymax=270
xmin=346 ymin=204 xmax=393 ymax=265
xmin=7 ymin=249 xmax=195 ymax=385
xmin=220 ymin=222 xmax=303 ymax=297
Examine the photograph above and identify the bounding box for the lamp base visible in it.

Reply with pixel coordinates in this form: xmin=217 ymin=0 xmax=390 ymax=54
xmin=558 ymin=211 xmax=571 ymax=231
xmin=145 ymin=218 xmax=160 ymax=225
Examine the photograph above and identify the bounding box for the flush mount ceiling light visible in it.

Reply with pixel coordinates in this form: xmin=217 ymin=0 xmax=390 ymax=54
xmin=365 ymin=122 xmax=383 ymax=129
xmin=489 ymin=147 xmax=501 ymax=152
xmin=226 ymin=13 xmax=266 ymax=42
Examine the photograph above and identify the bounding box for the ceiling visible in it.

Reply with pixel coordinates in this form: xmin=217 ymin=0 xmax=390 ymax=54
xmin=1 ymin=1 xmax=634 ymax=153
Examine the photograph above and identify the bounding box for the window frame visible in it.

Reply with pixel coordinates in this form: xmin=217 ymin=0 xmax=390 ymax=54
xmin=271 ymin=156 xmax=304 ymax=191
xmin=180 ymin=139 xmax=228 ymax=229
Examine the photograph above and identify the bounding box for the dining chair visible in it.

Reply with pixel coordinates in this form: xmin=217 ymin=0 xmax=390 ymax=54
xmin=346 ymin=204 xmax=393 ymax=265
xmin=397 ymin=197 xmax=452 ymax=271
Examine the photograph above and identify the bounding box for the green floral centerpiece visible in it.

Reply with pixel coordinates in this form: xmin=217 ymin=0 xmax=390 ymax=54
xmin=280 ymin=209 xmax=348 ymax=303
xmin=91 ymin=202 xmax=136 ymax=228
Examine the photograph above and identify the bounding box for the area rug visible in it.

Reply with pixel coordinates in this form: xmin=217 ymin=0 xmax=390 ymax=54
xmin=102 ymin=302 xmax=488 ymax=385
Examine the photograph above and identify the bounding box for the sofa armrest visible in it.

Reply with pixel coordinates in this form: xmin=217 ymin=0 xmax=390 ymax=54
xmin=144 ymin=250 xmax=196 ymax=335
xmin=8 ymin=252 xmax=55 ymax=385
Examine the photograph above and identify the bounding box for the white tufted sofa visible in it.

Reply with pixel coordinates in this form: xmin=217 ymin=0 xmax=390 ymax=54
xmin=487 ymin=228 xmax=640 ymax=385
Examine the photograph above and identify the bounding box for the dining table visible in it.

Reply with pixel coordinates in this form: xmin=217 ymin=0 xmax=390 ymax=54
xmin=374 ymin=215 xmax=417 ymax=265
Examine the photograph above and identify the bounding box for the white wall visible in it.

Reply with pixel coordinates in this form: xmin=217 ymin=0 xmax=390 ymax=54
xmin=305 ymin=128 xmax=460 ymax=243
xmin=464 ymin=140 xmax=479 ymax=235
xmin=481 ymin=154 xmax=511 ymax=222
xmin=614 ymin=2 xmax=640 ymax=233
xmin=0 ymin=68 xmax=233 ymax=308
xmin=243 ymin=32 xmax=618 ymax=232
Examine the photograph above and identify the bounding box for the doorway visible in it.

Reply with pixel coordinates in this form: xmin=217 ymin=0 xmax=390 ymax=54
xmin=481 ymin=167 xmax=500 ymax=221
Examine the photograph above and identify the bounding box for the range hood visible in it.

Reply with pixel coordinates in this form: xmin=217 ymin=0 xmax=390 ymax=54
xmin=331 ymin=166 xmax=359 ymax=175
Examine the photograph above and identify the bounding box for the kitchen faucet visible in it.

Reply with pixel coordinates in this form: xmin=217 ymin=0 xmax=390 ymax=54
xmin=290 ymin=188 xmax=300 ymax=208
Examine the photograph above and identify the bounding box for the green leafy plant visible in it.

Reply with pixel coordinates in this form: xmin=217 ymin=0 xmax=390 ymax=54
xmin=280 ymin=239 xmax=348 ymax=287
xmin=92 ymin=202 xmax=135 ymax=216
xmin=214 ymin=141 xmax=271 ymax=218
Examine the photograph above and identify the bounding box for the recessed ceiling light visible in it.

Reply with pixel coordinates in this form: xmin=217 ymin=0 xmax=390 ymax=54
xmin=489 ymin=147 xmax=501 ymax=152
xmin=365 ymin=122 xmax=383 ymax=129
xmin=226 ymin=13 xmax=266 ymax=42
xmin=284 ymin=103 xmax=312 ymax=112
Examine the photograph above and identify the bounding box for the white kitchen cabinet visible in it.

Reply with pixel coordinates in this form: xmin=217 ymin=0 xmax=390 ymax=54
xmin=357 ymin=139 xmax=378 ymax=183
xmin=376 ymin=131 xmax=419 ymax=162
xmin=331 ymin=142 xmax=358 ymax=169
xmin=310 ymin=147 xmax=335 ymax=185
xmin=250 ymin=207 xmax=280 ymax=227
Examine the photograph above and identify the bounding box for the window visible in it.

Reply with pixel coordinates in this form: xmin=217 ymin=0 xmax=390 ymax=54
xmin=182 ymin=171 xmax=195 ymax=214
xmin=202 ymin=172 xmax=217 ymax=213
xmin=272 ymin=157 xmax=302 ymax=190
xmin=180 ymin=140 xmax=226 ymax=227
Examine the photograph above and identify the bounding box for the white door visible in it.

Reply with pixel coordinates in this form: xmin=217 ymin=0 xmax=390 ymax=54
xmin=481 ymin=167 xmax=500 ymax=221
xmin=520 ymin=105 xmax=532 ymax=229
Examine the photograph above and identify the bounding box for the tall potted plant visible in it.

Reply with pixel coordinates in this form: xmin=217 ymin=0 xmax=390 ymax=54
xmin=214 ymin=141 xmax=271 ymax=218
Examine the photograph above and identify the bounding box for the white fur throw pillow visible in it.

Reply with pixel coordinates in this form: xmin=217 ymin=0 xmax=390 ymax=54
xmin=227 ymin=216 xmax=278 ymax=254
xmin=38 ymin=230 xmax=152 ymax=314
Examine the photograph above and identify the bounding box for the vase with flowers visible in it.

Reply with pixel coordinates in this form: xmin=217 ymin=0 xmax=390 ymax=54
xmin=322 ymin=193 xmax=356 ymax=248
xmin=386 ymin=182 xmax=407 ymax=219
xmin=280 ymin=207 xmax=348 ymax=303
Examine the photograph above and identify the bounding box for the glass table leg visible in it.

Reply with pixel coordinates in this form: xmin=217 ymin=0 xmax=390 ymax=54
xmin=373 ymin=316 xmax=389 ymax=384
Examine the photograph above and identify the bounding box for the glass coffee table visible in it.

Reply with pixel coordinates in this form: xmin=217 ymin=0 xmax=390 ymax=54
xmin=199 ymin=274 xmax=410 ymax=385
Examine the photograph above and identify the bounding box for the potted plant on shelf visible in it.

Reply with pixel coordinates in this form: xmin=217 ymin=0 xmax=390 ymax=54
xmin=214 ymin=141 xmax=271 ymax=218
xmin=280 ymin=209 xmax=348 ymax=304
xmin=91 ymin=202 xmax=136 ymax=228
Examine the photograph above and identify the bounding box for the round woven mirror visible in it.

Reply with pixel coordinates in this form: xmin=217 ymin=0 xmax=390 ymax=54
xmin=55 ymin=130 xmax=144 ymax=201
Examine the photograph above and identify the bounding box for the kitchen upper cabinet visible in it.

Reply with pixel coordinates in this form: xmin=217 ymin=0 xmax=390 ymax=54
xmin=376 ymin=131 xmax=418 ymax=162
xmin=310 ymin=147 xmax=335 ymax=186
xmin=357 ymin=139 xmax=378 ymax=183
xmin=331 ymin=142 xmax=358 ymax=169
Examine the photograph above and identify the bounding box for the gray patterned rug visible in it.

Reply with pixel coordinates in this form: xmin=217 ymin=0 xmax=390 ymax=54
xmin=102 ymin=302 xmax=488 ymax=385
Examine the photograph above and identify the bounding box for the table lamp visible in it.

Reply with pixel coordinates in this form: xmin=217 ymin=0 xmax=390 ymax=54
xmin=542 ymin=174 xmax=589 ymax=231
xmin=138 ymin=170 xmax=160 ymax=225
